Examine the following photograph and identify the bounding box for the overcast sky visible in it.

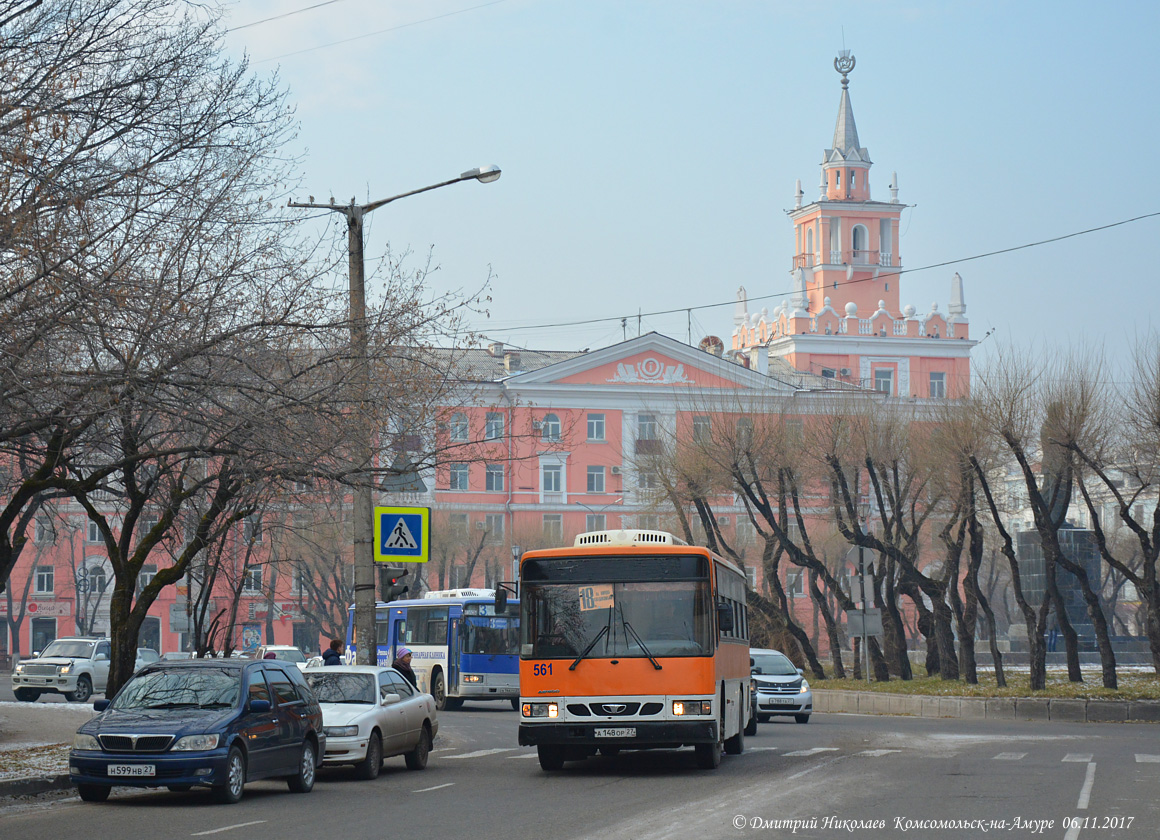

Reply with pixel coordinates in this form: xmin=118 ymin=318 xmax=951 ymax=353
xmin=222 ymin=0 xmax=1160 ymax=376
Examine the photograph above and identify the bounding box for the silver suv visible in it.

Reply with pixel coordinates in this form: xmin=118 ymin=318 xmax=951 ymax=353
xmin=12 ymin=637 xmax=111 ymax=702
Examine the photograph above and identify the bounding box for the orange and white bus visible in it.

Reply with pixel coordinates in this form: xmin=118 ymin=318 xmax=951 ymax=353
xmin=514 ymin=529 xmax=752 ymax=770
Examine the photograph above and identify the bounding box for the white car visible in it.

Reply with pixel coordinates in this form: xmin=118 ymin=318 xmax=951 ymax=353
xmin=750 ymin=648 xmax=813 ymax=724
xmin=12 ymin=637 xmax=110 ymax=702
xmin=254 ymin=645 xmax=309 ymax=671
xmin=304 ymin=665 xmax=438 ymax=780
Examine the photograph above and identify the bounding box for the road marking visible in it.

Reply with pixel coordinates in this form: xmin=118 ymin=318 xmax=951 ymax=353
xmin=508 ymin=753 xmax=541 ymax=759
xmin=782 ymin=747 xmax=839 ymax=757
xmin=192 ymin=821 xmax=267 ymax=836
xmin=413 ymin=783 xmax=455 ymax=793
xmin=1076 ymin=762 xmax=1096 ymax=810
xmin=1063 ymin=753 xmax=1094 ymax=762
xmin=1136 ymin=754 xmax=1160 ymax=763
xmin=445 ymin=748 xmax=515 ymax=759
xmin=856 ymin=749 xmax=900 ymax=757
xmin=994 ymin=753 xmax=1027 ymax=760
xmin=747 ymin=746 xmax=780 ymax=752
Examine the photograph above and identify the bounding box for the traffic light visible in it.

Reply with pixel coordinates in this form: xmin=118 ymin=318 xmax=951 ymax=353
xmin=379 ymin=566 xmax=410 ymax=603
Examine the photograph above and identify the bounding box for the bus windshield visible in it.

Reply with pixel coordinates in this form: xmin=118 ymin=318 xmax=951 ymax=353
xmin=459 ymin=616 xmax=520 ymax=656
xmin=522 ymin=580 xmax=712 ymax=659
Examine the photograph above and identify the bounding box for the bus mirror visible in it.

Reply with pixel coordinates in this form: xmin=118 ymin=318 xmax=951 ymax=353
xmin=495 ymin=588 xmax=508 ymax=615
xmin=716 ymin=602 xmax=734 ymax=633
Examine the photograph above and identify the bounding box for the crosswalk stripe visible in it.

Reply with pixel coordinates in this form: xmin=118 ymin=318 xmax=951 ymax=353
xmin=783 ymin=747 xmax=839 ymax=757
xmin=1063 ymin=753 xmax=1094 ymax=763
xmin=856 ymin=749 xmax=900 ymax=757
xmin=413 ymin=783 xmax=455 ymax=793
xmin=508 ymin=753 xmax=541 ymax=759
xmin=446 ymin=748 xmax=515 ymax=759
xmin=994 ymin=753 xmax=1026 ymax=760
xmin=1135 ymin=754 xmax=1160 ymax=763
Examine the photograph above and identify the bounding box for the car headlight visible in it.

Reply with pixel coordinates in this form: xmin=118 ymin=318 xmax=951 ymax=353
xmin=799 ymin=680 xmax=810 ymax=694
xmin=73 ymin=733 xmax=100 ymax=750
xmin=172 ymin=734 xmax=220 ymax=751
xmin=323 ymin=725 xmax=359 ymax=737
xmin=14 ymin=663 xmax=24 ymax=673
xmin=462 ymin=674 xmax=482 ymax=683
xmin=520 ymin=702 xmax=558 ymax=718
xmin=58 ymin=665 xmax=72 ymax=675
xmin=673 ymin=700 xmax=712 ymax=716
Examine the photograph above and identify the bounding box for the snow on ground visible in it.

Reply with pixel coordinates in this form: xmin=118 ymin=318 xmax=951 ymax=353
xmin=0 ymin=743 xmax=69 ymax=782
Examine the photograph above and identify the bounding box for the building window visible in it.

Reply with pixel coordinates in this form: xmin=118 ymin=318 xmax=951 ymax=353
xmin=736 ymin=417 xmax=754 ymax=447
xmin=138 ymin=564 xmax=157 ymax=593
xmin=637 ymin=413 xmax=658 ymax=440
xmin=83 ymin=564 xmax=107 ymax=595
xmin=929 ymin=371 xmax=946 ymax=399
xmin=448 ymin=463 xmax=469 ymax=491
xmin=587 ymin=413 xmax=605 ymax=442
xmin=87 ymin=521 xmax=101 ymax=543
xmin=874 ymin=368 xmax=894 ymax=395
xmin=585 ymin=513 xmax=606 ymax=532
xmin=540 ymin=413 xmax=561 ymax=442
xmin=587 ymin=466 xmax=605 ymax=493
xmin=786 ymin=571 xmax=805 ymax=597
xmin=542 ymin=514 xmax=563 ymax=544
xmin=745 ymin=566 xmax=757 ymax=591
xmin=35 ymin=566 xmax=54 ymax=595
xmin=485 ymin=513 xmax=504 ymax=543
xmin=450 ymin=513 xmax=468 ymax=539
xmin=542 ymin=464 xmax=562 ymax=493
xmin=638 ymin=469 xmax=660 ymax=491
xmin=243 ymin=516 xmax=262 ymax=544
xmin=692 ymin=416 xmax=711 ymax=443
xmin=485 ymin=464 xmax=504 ymax=492
xmin=139 ymin=515 xmax=158 ymax=540
xmin=34 ymin=517 xmax=53 ymax=544
xmin=242 ymin=566 xmax=262 ymax=593
xmin=484 ymin=412 xmax=504 ymax=440
xmin=449 ymin=412 xmax=469 ymax=442
xmin=638 ymin=514 xmax=660 ymax=530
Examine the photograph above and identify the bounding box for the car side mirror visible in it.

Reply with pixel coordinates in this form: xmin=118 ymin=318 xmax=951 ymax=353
xmin=94 ymin=653 xmax=109 ymax=661
xmin=380 ymin=693 xmax=401 ymax=706
xmin=31 ymin=651 xmax=40 ymax=658
xmin=249 ymin=699 xmax=271 ymax=713
xmin=796 ymin=668 xmax=804 ymax=676
xmin=716 ymin=602 xmax=734 ymax=633
xmin=93 ymin=699 xmax=110 ymax=712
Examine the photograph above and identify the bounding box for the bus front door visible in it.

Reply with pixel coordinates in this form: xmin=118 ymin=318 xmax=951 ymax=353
xmin=448 ymin=618 xmax=460 ymax=695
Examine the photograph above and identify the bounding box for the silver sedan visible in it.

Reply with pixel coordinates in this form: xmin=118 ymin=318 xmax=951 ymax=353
xmin=304 ymin=665 xmax=438 ymax=780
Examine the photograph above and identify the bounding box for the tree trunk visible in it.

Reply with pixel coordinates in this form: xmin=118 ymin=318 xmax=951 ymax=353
xmin=1044 ymin=557 xmax=1082 ymax=681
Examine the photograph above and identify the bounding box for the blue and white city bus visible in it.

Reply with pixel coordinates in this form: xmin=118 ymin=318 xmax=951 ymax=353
xmin=345 ymin=589 xmax=520 ymax=711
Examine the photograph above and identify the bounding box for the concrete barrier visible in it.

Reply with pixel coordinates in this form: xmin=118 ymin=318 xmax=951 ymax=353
xmin=811 ymin=690 xmax=1152 ymax=724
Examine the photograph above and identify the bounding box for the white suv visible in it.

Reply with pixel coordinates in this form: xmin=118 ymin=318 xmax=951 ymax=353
xmin=12 ymin=637 xmax=111 ymax=702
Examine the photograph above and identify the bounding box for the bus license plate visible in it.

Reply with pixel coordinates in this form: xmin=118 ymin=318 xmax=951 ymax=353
xmin=108 ymin=764 xmax=155 ymax=777
xmin=594 ymin=727 xmax=635 ymax=738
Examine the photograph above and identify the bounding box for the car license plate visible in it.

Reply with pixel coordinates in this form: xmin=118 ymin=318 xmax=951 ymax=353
xmin=763 ymin=698 xmax=797 ymax=707
xmin=108 ymin=764 xmax=155 ymax=777
xmin=594 ymin=727 xmax=635 ymax=738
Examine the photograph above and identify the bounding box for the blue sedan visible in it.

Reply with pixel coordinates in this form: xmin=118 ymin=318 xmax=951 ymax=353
xmin=69 ymin=659 xmax=325 ymax=804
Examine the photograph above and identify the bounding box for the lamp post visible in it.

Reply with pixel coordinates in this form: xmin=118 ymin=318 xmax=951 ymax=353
xmin=575 ymin=498 xmax=623 ymax=533
xmin=289 ymin=166 xmax=501 ymax=665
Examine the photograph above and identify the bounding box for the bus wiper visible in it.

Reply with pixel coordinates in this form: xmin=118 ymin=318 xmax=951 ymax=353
xmin=568 ymin=626 xmax=609 ymax=671
xmin=622 ymin=621 xmax=662 ymax=670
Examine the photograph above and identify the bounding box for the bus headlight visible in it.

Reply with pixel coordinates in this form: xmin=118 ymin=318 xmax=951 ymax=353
xmin=521 ymin=702 xmax=559 ymax=718
xmin=673 ymin=700 xmax=712 ymax=716
xmin=462 ymin=675 xmax=483 ymax=683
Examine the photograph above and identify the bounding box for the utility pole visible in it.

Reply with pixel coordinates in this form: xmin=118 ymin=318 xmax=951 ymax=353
xmin=289 ymin=166 xmax=500 ymax=665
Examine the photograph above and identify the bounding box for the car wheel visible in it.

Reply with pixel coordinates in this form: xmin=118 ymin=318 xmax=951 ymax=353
xmin=67 ymin=676 xmax=93 ymax=703
xmin=695 ymin=740 xmax=722 ymax=769
xmin=757 ymin=714 xmax=771 ymax=723
xmin=431 ymin=671 xmax=447 ymax=711
xmin=13 ymin=688 xmax=41 ymax=702
xmin=287 ymin=740 xmax=317 ymax=793
xmin=537 ymin=744 xmax=565 ymax=771
xmin=77 ymin=784 xmax=110 ymax=803
xmin=744 ymin=710 xmax=758 ymax=736
xmin=354 ymin=731 xmax=382 ymax=780
xmin=404 ymin=726 xmax=431 ymax=771
xmin=213 ymin=746 xmax=246 ymax=804
xmin=795 ymin=714 xmax=811 ymax=724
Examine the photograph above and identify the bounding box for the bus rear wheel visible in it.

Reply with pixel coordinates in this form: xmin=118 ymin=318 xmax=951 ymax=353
xmin=431 ymin=671 xmax=447 ymax=711
xmin=537 ymin=745 xmax=565 ymax=771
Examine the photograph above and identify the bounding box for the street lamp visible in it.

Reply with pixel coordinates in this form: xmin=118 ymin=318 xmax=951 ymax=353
xmin=289 ymin=166 xmax=501 ymax=665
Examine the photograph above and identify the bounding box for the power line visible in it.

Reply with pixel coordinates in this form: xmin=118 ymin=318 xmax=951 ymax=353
xmin=227 ymin=1 xmax=349 ymax=33
xmin=484 ymin=210 xmax=1160 ymax=333
xmin=254 ymin=0 xmax=508 ymax=63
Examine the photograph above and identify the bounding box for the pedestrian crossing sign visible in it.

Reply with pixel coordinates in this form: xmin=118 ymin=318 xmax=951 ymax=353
xmin=374 ymin=506 xmax=430 ymax=563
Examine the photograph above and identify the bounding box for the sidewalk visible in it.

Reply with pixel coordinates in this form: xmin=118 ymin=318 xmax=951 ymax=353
xmin=0 ymin=700 xmax=96 ymax=797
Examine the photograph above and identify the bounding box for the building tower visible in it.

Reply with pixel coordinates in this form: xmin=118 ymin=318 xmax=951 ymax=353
xmin=732 ymin=52 xmax=975 ymax=399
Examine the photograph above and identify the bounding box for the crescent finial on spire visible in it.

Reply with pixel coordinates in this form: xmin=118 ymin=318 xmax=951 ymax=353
xmin=834 ymin=50 xmax=855 ymax=89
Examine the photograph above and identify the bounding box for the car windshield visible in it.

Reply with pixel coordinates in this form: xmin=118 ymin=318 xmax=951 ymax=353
xmin=112 ymin=668 xmax=241 ymax=710
xmin=267 ymin=649 xmax=306 ymax=663
xmin=40 ymin=640 xmax=95 ymax=659
xmin=305 ymin=673 xmax=375 ymax=704
xmin=751 ymin=653 xmax=797 ymax=676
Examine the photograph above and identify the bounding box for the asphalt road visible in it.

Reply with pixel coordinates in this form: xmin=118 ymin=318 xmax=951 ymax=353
xmin=1 ymin=698 xmax=1158 ymax=840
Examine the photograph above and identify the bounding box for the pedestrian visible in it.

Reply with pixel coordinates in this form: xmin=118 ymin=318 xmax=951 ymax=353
xmin=392 ymin=646 xmax=417 ymax=688
xmin=263 ymin=651 xmax=277 ymax=659
xmin=322 ymin=638 xmax=343 ymax=666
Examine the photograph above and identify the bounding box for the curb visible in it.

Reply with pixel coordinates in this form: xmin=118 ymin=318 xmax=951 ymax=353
xmin=0 ymin=774 xmax=73 ymax=798
xmin=813 ymin=690 xmax=1160 ymax=723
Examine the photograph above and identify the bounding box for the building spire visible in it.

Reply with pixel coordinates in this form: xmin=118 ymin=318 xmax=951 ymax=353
xmin=832 ymin=51 xmax=860 ymax=154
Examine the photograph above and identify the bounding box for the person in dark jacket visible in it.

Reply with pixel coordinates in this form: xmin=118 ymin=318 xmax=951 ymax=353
xmin=322 ymin=638 xmax=343 ymax=666
xmin=392 ymin=646 xmax=417 ymax=688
